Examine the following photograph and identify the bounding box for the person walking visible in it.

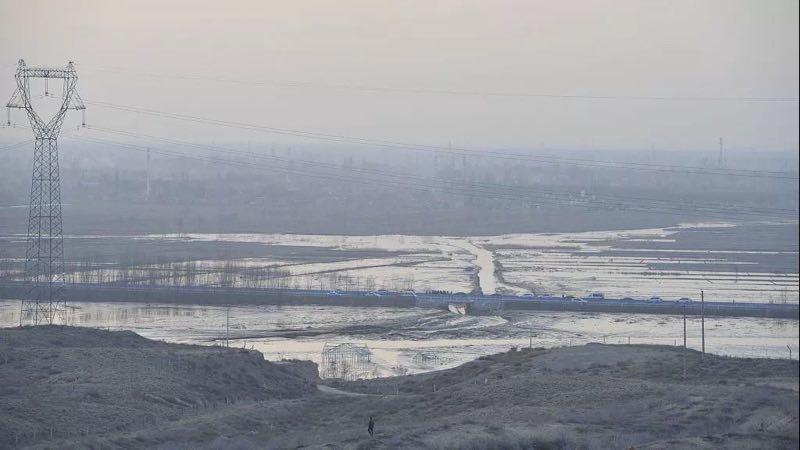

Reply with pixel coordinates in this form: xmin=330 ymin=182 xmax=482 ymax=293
xmin=368 ymin=416 xmax=375 ymax=437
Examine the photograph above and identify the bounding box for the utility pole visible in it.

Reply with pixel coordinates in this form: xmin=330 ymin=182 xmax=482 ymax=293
xmin=529 ymin=320 xmax=532 ymax=349
xmin=683 ymin=305 xmax=687 ymax=349
xmin=682 ymin=305 xmax=687 ymax=378
xmin=145 ymin=148 xmax=151 ymax=200
xmin=701 ymin=290 xmax=705 ymax=359
xmin=683 ymin=312 xmax=686 ymax=379
xmin=718 ymin=137 xmax=724 ymax=169
xmin=226 ymin=306 xmax=230 ymax=347
xmin=6 ymin=60 xmax=85 ymax=325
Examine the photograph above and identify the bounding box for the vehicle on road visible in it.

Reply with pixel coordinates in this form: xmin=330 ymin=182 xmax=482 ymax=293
xmin=647 ymin=296 xmax=664 ymax=303
xmin=622 ymin=297 xmax=635 ymax=301
xmin=585 ymin=292 xmax=605 ymax=301
xmin=677 ymin=297 xmax=693 ymax=304
xmin=326 ymin=290 xmax=343 ymax=297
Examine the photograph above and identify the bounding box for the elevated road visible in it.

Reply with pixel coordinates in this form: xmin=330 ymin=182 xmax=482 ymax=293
xmin=0 ymin=281 xmax=797 ymax=319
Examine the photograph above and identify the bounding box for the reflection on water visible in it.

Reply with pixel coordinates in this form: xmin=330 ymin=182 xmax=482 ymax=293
xmin=1 ymin=300 xmax=796 ymax=378
xmin=5 ymin=223 xmax=794 ymax=302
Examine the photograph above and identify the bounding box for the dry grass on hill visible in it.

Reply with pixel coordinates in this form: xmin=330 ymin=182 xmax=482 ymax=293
xmin=0 ymin=326 xmax=797 ymax=449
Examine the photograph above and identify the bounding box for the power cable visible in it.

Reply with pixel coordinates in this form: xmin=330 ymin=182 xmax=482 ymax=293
xmin=84 ymin=99 xmax=800 ymax=181
xmin=84 ymin=65 xmax=800 ymax=103
xmin=72 ymin=129 xmax=796 ymax=220
xmin=85 ymin=125 xmax=798 ymax=218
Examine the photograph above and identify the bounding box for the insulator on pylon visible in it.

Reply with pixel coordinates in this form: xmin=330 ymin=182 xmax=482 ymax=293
xmin=4 ymin=59 xmax=84 ymax=326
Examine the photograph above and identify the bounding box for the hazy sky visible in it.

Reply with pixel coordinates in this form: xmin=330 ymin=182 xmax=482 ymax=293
xmin=1 ymin=0 xmax=798 ymax=152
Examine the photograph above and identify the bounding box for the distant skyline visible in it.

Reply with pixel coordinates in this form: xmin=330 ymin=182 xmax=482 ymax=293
xmin=0 ymin=0 xmax=798 ymax=152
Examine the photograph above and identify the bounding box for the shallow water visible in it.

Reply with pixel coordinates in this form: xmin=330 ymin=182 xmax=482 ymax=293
xmin=1 ymin=300 xmax=796 ymax=378
xmin=2 ymin=222 xmax=796 ymax=302
xmin=95 ymin=222 xmax=800 ymax=301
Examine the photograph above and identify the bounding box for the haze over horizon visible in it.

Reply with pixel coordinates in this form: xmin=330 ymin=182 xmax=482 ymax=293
xmin=1 ymin=4 xmax=799 ymax=448
xmin=1 ymin=0 xmax=798 ymax=153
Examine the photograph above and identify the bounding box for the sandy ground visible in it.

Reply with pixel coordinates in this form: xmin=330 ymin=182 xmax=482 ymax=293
xmin=0 ymin=326 xmax=797 ymax=449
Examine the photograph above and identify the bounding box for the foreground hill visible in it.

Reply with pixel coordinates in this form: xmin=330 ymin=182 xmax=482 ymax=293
xmin=0 ymin=326 xmax=797 ymax=449
xmin=0 ymin=326 xmax=316 ymax=448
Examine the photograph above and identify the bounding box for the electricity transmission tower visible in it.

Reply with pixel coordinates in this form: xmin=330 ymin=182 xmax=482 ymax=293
xmin=6 ymin=59 xmax=85 ymax=325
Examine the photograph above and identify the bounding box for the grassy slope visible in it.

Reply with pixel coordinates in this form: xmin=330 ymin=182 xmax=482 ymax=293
xmin=0 ymin=326 xmax=316 ymax=448
xmin=0 ymin=327 xmax=797 ymax=449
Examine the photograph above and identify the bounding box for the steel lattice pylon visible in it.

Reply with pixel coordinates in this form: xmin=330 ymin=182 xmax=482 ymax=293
xmin=6 ymin=59 xmax=84 ymax=325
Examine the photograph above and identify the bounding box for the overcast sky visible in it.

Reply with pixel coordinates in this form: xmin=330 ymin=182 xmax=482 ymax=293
xmin=0 ymin=0 xmax=797 ymax=153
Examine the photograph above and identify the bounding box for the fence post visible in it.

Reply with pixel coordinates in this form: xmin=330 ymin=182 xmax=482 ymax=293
xmin=701 ymin=290 xmax=705 ymax=359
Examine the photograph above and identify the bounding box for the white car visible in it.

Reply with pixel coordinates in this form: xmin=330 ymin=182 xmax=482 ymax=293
xmin=586 ymin=292 xmax=605 ymax=301
xmin=647 ymin=296 xmax=664 ymax=303
xmin=676 ymin=297 xmax=693 ymax=304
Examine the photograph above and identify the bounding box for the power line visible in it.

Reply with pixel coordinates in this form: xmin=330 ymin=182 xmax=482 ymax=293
xmin=0 ymin=138 xmax=36 ymax=154
xmin=0 ymin=127 xmax=79 ymax=154
xmin=85 ymin=125 xmax=798 ymax=218
xmin=6 ymin=103 xmax=797 ymax=218
xmin=71 ymin=128 xmax=796 ymax=220
xmin=84 ymin=100 xmax=799 ymax=181
xmin=83 ymin=65 xmax=800 ymax=103
xmin=71 ymin=133 xmax=603 ymax=211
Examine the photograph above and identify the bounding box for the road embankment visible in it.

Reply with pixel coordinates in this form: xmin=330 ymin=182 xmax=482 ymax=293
xmin=0 ymin=281 xmax=796 ymax=319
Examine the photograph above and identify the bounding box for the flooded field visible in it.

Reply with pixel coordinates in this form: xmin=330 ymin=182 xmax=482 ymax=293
xmin=2 ymin=301 xmax=796 ymax=378
xmin=1 ymin=222 xmax=797 ymax=303
xmin=156 ymin=222 xmax=798 ymax=302
xmin=481 ymin=221 xmax=799 ymax=302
